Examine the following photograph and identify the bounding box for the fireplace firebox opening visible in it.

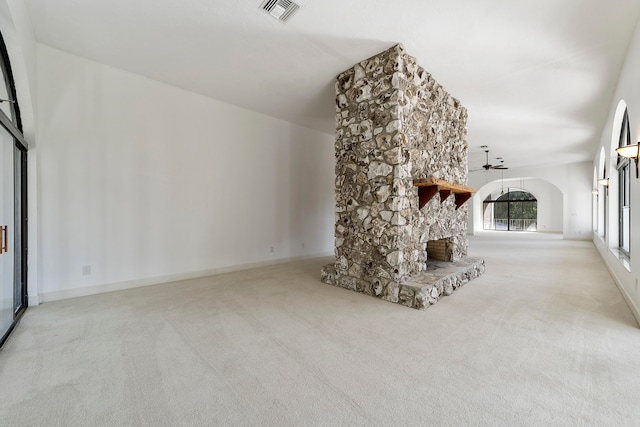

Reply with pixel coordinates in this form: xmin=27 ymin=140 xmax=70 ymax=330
xmin=426 ymin=238 xmax=455 ymax=262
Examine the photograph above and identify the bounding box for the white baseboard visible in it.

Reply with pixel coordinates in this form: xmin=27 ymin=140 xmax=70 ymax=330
xmin=595 ymin=242 xmax=640 ymax=328
xmin=607 ymin=268 xmax=640 ymax=328
xmin=38 ymin=251 xmax=334 ymax=303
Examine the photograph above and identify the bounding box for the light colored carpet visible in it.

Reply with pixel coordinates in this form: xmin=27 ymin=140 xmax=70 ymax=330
xmin=1 ymin=233 xmax=639 ymax=426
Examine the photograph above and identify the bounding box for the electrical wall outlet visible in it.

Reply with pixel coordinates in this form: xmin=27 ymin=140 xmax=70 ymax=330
xmin=270 ymin=246 xmax=275 ymax=253
xmin=82 ymin=265 xmax=91 ymax=276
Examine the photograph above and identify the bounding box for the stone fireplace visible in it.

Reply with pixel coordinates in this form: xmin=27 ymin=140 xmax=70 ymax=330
xmin=320 ymin=44 xmax=485 ymax=310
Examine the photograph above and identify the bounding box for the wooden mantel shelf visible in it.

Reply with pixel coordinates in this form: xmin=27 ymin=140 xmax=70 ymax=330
xmin=413 ymin=177 xmax=476 ymax=210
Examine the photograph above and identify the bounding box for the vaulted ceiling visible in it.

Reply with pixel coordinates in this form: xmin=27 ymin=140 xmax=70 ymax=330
xmin=23 ymin=0 xmax=640 ymax=170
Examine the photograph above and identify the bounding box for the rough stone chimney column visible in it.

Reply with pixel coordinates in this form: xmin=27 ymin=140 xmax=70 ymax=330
xmin=322 ymin=44 xmax=475 ymax=306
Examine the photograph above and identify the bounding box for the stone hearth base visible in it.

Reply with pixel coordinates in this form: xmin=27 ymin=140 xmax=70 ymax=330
xmin=321 ymin=258 xmax=485 ymax=310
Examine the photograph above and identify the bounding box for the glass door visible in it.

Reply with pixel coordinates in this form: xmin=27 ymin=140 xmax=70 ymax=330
xmin=0 ymin=124 xmax=14 ymax=337
xmin=0 ymin=30 xmax=28 ymax=348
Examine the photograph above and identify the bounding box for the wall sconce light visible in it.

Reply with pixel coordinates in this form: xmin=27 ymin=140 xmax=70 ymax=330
xmin=597 ymin=178 xmax=609 ymax=187
xmin=592 ymin=189 xmax=599 ymax=195
xmin=616 ymin=142 xmax=640 ymax=178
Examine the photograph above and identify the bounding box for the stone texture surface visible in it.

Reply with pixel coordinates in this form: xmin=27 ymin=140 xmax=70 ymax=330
xmin=402 ymin=258 xmax=485 ymax=309
xmin=321 ymin=44 xmax=483 ymax=309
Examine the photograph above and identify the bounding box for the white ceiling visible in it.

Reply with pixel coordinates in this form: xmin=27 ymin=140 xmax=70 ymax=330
xmin=23 ymin=0 xmax=640 ymax=170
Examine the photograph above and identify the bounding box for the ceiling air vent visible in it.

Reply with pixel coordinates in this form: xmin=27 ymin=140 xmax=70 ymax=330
xmin=259 ymin=0 xmax=300 ymax=23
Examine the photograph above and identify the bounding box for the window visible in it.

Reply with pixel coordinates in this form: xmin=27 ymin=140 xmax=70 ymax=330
xmin=592 ymin=167 xmax=598 ymax=232
xmin=597 ymin=147 xmax=606 ymax=238
xmin=617 ymin=109 xmax=631 ymax=255
xmin=483 ymin=190 xmax=537 ymax=231
xmin=603 ymin=162 xmax=608 ymax=239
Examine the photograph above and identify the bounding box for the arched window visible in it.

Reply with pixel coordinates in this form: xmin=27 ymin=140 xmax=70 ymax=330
xmin=617 ymin=108 xmax=631 ymax=255
xmin=483 ymin=190 xmax=537 ymax=231
xmin=592 ymin=166 xmax=598 ymax=232
xmin=597 ymin=147 xmax=606 ymax=238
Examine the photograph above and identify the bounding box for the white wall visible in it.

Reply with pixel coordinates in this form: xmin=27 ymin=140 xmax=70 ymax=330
xmin=592 ymin=18 xmax=640 ymax=325
xmin=36 ymin=45 xmax=334 ymax=301
xmin=469 ymin=161 xmax=592 ymax=239
xmin=470 ymin=177 xmax=563 ymax=233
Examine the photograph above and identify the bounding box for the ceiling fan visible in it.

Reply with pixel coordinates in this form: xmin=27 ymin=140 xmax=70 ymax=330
xmin=470 ymin=146 xmax=509 ymax=171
